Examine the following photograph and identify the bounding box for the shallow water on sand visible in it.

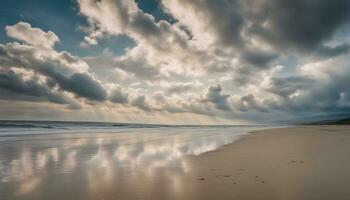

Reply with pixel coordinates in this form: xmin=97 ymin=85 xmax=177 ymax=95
xmin=0 ymin=124 xmax=274 ymax=200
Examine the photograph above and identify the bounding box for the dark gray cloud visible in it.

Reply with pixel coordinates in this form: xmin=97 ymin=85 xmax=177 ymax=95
xmin=230 ymin=66 xmax=257 ymax=86
xmin=131 ymin=12 xmax=164 ymax=47
xmin=208 ymin=0 xmax=244 ymax=47
xmin=131 ymin=95 xmax=152 ymax=112
xmin=265 ymin=76 xmax=314 ymax=97
xmin=0 ymin=68 xmax=78 ymax=106
xmin=204 ymin=85 xmax=231 ymax=111
xmin=59 ymin=73 xmax=107 ymax=101
xmin=236 ymin=94 xmax=268 ymax=112
xmin=316 ymin=44 xmax=350 ymax=57
xmin=114 ymin=57 xmax=163 ymax=80
xmin=241 ymin=50 xmax=278 ymax=68
xmin=109 ymin=87 xmax=129 ymax=104
xmin=38 ymin=68 xmax=107 ymax=102
xmin=248 ymin=0 xmax=350 ymax=51
xmin=181 ymin=0 xmax=244 ymax=47
xmin=166 ymin=83 xmax=196 ymax=94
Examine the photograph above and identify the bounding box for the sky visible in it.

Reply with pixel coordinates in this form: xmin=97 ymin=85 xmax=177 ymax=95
xmin=0 ymin=0 xmax=350 ymax=124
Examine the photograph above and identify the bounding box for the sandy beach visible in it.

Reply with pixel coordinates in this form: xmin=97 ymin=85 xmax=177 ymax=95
xmin=182 ymin=125 xmax=350 ymax=200
xmin=2 ymin=125 xmax=350 ymax=200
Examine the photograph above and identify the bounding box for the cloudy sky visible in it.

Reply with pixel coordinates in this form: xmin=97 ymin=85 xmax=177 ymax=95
xmin=0 ymin=0 xmax=349 ymax=124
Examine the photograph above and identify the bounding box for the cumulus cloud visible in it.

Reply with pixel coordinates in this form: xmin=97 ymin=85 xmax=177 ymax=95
xmin=0 ymin=67 xmax=80 ymax=107
xmin=114 ymin=52 xmax=164 ymax=80
xmin=109 ymin=86 xmax=129 ymax=104
xmin=233 ymin=94 xmax=269 ymax=112
xmin=131 ymin=94 xmax=152 ymax=112
xmin=263 ymin=76 xmax=314 ymax=98
xmin=0 ymin=22 xmax=107 ymax=104
xmin=0 ymin=42 xmax=107 ymax=102
xmin=204 ymin=85 xmax=231 ymax=111
xmin=166 ymin=82 xmax=198 ymax=94
xmin=58 ymin=73 xmax=107 ymax=101
xmin=5 ymin=21 xmax=59 ymax=49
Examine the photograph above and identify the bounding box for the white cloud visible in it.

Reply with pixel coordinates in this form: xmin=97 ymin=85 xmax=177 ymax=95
xmin=5 ymin=22 xmax=59 ymax=49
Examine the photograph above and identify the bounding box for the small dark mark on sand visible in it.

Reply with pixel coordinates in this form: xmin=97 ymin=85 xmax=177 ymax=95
xmin=223 ymin=175 xmax=231 ymax=177
xmin=197 ymin=178 xmax=206 ymax=180
xmin=261 ymin=181 xmax=264 ymax=183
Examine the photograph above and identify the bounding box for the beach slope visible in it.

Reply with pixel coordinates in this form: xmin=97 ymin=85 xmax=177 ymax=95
xmin=183 ymin=125 xmax=350 ymax=200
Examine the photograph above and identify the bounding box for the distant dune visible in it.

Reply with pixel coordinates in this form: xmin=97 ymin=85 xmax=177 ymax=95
xmin=331 ymin=117 xmax=350 ymax=124
xmin=309 ymin=117 xmax=350 ymax=125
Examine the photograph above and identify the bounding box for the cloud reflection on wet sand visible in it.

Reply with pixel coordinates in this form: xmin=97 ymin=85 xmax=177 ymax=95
xmin=0 ymin=127 xmax=262 ymax=199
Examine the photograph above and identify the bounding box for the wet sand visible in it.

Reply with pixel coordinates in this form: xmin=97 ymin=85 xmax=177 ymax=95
xmin=2 ymin=125 xmax=350 ymax=199
xmin=183 ymin=125 xmax=350 ymax=200
xmin=0 ymin=126 xmax=268 ymax=200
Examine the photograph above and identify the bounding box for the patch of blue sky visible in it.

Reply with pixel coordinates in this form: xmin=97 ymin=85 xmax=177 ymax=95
xmin=135 ymin=0 xmax=176 ymax=23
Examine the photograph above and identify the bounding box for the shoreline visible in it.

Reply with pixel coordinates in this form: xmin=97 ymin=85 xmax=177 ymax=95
xmin=197 ymin=125 xmax=293 ymax=156
xmin=221 ymin=124 xmax=349 ymax=150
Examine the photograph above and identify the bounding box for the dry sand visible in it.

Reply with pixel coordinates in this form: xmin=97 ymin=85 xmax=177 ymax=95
xmin=180 ymin=125 xmax=350 ymax=200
